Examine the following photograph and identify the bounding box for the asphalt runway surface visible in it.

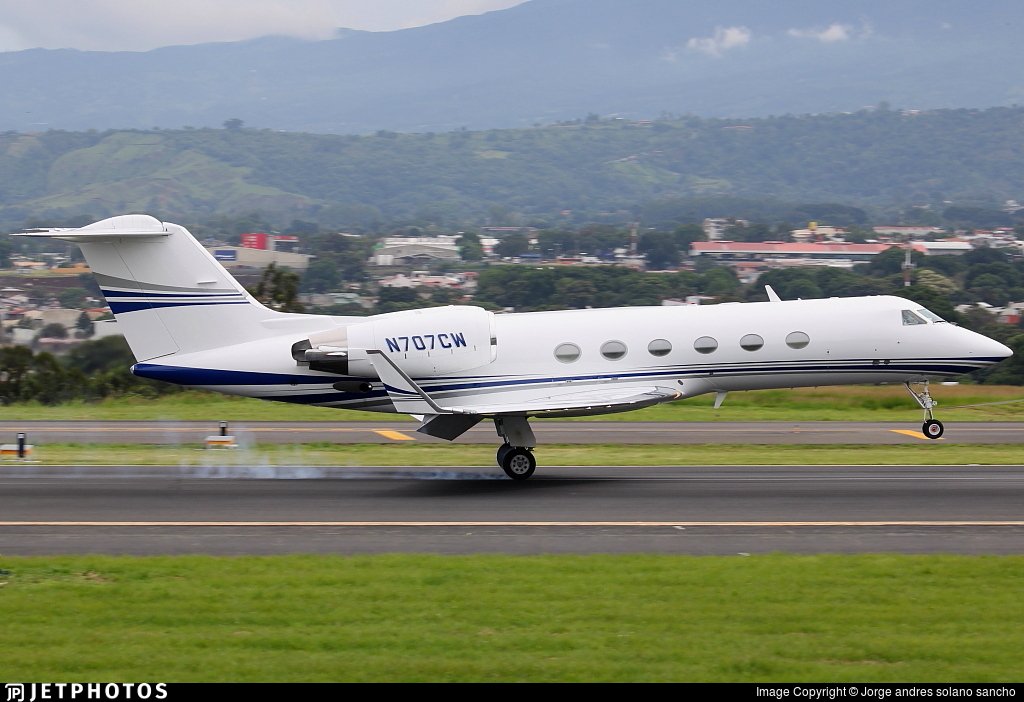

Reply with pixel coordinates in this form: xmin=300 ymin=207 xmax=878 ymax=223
xmin=1 ymin=464 xmax=1022 ymax=555
xmin=2 ymin=420 xmax=1023 ymax=444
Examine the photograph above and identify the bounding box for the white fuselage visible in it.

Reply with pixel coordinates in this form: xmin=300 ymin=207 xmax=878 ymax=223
xmin=131 ymin=295 xmax=1011 ymax=416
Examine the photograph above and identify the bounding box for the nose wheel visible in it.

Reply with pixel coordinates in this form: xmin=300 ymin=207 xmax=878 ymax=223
xmin=905 ymin=381 xmax=944 ymax=440
xmin=497 ymin=444 xmax=536 ymax=480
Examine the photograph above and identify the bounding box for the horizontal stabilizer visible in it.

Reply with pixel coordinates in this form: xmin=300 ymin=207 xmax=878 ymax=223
xmin=16 ymin=214 xmax=168 ymax=241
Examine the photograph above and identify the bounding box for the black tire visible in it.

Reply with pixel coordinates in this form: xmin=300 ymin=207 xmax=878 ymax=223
xmin=922 ymin=419 xmax=944 ymax=440
xmin=496 ymin=443 xmax=513 ymax=466
xmin=501 ymin=447 xmax=536 ymax=480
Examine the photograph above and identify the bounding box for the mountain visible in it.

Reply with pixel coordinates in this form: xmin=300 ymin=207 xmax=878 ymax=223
xmin=3 ymin=107 xmax=1023 ymax=228
xmin=2 ymin=0 xmax=1023 ymax=134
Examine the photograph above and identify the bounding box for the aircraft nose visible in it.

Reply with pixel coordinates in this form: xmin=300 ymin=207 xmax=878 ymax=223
xmin=962 ymin=328 xmax=1013 ymax=360
xmin=991 ymin=338 xmax=1013 ymax=359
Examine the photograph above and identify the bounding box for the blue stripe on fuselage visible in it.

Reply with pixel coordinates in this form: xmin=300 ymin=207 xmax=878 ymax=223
xmin=101 ymin=288 xmax=244 ymax=299
xmin=109 ymin=300 xmax=252 ymax=314
xmin=132 ymin=357 xmax=999 ymax=393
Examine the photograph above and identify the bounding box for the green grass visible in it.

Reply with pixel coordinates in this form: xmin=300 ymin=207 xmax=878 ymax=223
xmin=9 ymin=442 xmax=1024 ymax=466
xmin=3 ymin=385 xmax=1024 ymax=422
xmin=0 ymin=555 xmax=1021 ymax=681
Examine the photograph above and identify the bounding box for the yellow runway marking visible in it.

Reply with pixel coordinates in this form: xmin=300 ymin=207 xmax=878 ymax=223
xmin=889 ymin=429 xmax=942 ymax=440
xmin=372 ymin=430 xmax=415 ymax=441
xmin=1 ymin=521 xmax=1022 ymax=527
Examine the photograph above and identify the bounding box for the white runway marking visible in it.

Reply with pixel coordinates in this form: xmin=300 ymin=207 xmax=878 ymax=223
xmin=2 ymin=521 xmax=1024 ymax=527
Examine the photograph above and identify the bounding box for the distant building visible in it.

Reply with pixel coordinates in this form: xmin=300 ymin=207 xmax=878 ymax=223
xmin=377 ymin=271 xmax=477 ymax=291
xmin=909 ymin=241 xmax=972 ymax=256
xmin=702 ymin=218 xmax=748 ymax=241
xmin=206 ymin=246 xmax=313 ymax=272
xmin=690 ymin=241 xmax=898 ymax=264
xmin=299 ymin=292 xmax=373 ymax=310
xmin=370 ymin=236 xmax=461 ymax=265
xmin=240 ymin=232 xmax=301 ymax=252
xmin=790 ymin=223 xmax=847 ymax=242
xmin=872 ymin=226 xmax=946 ymax=238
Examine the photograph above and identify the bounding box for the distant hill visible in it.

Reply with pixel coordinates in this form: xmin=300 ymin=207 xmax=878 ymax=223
xmin=2 ymin=0 xmax=1023 ymax=134
xmin=2 ymin=107 xmax=1023 ymax=228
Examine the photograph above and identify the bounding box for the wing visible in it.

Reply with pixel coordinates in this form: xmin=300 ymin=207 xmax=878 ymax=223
xmin=367 ymin=350 xmax=680 ymax=418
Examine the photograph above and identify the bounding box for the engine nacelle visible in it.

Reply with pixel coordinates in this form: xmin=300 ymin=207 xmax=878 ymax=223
xmin=296 ymin=306 xmax=497 ymax=378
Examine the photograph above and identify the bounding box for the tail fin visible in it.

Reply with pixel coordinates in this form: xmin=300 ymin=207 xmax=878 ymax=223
xmin=17 ymin=214 xmax=282 ymax=361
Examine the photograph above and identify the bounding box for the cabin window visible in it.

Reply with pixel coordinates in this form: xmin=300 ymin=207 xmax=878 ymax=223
xmin=917 ymin=308 xmax=944 ymax=323
xmin=786 ymin=331 xmax=810 ymax=349
xmin=600 ymin=340 xmax=628 ymax=360
xmin=902 ymin=310 xmax=927 ymax=326
xmin=554 ymin=342 xmax=581 ymax=363
xmin=694 ymin=336 xmax=718 ymax=354
xmin=740 ymin=334 xmax=764 ymax=351
xmin=648 ymin=339 xmax=672 ymax=357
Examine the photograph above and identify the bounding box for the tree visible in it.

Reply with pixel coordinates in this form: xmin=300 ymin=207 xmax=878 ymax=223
xmin=249 ymin=263 xmax=305 ymax=312
xmin=967 ymin=273 xmax=1010 ymax=306
xmin=58 ymin=287 xmax=90 ymax=309
xmin=376 ymin=287 xmax=420 ymax=313
xmin=223 ymin=118 xmax=244 ymax=130
xmin=37 ymin=322 xmax=68 ymax=339
xmin=456 ymin=231 xmax=484 ymax=261
xmin=0 ymin=346 xmax=34 ymax=404
xmin=672 ymin=224 xmax=707 ymax=252
xmin=75 ymin=311 xmax=94 ymax=338
xmin=638 ymin=232 xmax=679 ymax=269
xmin=914 ymin=269 xmax=957 ymax=296
xmin=701 ymin=267 xmax=739 ymax=298
xmin=494 ymin=234 xmax=530 ymax=258
xmin=301 ymin=259 xmax=341 ymax=294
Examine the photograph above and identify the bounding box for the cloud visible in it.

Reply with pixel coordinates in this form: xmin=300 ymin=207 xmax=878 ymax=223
xmin=787 ymin=23 xmax=853 ymax=43
xmin=685 ymin=26 xmax=751 ymax=57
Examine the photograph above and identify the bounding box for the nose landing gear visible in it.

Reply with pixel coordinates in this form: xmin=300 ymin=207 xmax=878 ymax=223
xmin=905 ymin=381 xmax=943 ymax=439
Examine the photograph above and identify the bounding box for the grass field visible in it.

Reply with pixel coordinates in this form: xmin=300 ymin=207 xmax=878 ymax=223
xmin=8 ymin=442 xmax=1024 ymax=466
xmin=2 ymin=385 xmax=1023 ymax=422
xmin=0 ymin=554 xmax=1021 ymax=682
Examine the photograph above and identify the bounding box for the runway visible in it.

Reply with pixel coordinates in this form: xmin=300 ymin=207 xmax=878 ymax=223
xmin=3 ymin=420 xmax=1023 ymax=444
xmin=1 ymin=464 xmax=1022 ymax=555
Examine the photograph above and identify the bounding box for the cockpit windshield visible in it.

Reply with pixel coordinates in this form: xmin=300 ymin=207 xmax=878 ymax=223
xmin=902 ymin=308 xmax=945 ymax=325
xmin=902 ymin=310 xmax=927 ymax=325
xmin=917 ymin=308 xmax=945 ymax=323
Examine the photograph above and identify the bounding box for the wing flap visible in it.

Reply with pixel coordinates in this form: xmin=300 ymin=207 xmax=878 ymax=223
xmin=447 ymin=386 xmax=681 ymax=417
xmin=368 ymin=349 xmax=680 ymax=418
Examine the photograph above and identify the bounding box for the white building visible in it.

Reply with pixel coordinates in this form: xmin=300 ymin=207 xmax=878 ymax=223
xmin=206 ymin=246 xmax=313 ymax=272
xmin=371 ymin=236 xmax=461 ymax=266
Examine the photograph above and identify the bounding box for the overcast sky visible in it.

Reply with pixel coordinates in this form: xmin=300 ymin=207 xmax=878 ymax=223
xmin=0 ymin=0 xmax=528 ymax=52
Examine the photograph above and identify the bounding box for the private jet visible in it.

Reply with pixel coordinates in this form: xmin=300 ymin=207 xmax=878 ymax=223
xmin=17 ymin=215 xmax=1013 ymax=479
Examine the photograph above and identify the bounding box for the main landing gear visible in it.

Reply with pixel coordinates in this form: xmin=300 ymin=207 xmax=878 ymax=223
xmin=494 ymin=416 xmax=538 ymax=480
xmin=905 ymin=381 xmax=944 ymax=439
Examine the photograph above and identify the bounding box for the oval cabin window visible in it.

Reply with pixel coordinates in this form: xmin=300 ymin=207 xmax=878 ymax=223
xmin=694 ymin=336 xmax=718 ymax=354
xmin=786 ymin=331 xmax=810 ymax=349
xmin=648 ymin=339 xmax=672 ymax=357
xmin=600 ymin=340 xmax=628 ymax=360
xmin=554 ymin=343 xmax=581 ymax=363
xmin=740 ymin=334 xmax=764 ymax=351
